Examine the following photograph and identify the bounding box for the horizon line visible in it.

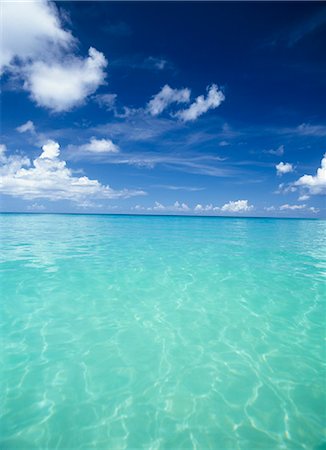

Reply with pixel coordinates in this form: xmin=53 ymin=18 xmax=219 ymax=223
xmin=0 ymin=211 xmax=323 ymax=220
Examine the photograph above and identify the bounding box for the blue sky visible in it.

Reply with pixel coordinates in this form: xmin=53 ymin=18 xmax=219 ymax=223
xmin=1 ymin=1 xmax=325 ymax=217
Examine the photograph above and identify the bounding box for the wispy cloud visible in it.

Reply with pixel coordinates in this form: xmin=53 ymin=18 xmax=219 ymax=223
xmin=152 ymin=185 xmax=205 ymax=192
xmin=280 ymin=203 xmax=306 ymax=211
xmin=264 ymin=7 xmax=326 ymax=48
xmin=94 ymin=114 xmax=184 ymax=142
xmin=94 ymin=93 xmax=117 ymax=111
xmin=264 ymin=144 xmax=284 ymax=156
xmin=295 ymin=123 xmax=326 ymax=137
xmin=146 ymin=57 xmax=169 ymax=71
xmin=280 ymin=204 xmax=319 ymax=213
xmin=16 ymin=120 xmax=36 ymax=134
xmin=287 ymin=8 xmax=326 ymax=47
xmin=111 ymin=55 xmax=174 ymax=72
xmin=265 ymin=204 xmax=319 ymax=214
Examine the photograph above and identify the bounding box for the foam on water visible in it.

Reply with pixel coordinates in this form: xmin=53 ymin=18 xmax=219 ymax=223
xmin=1 ymin=214 xmax=325 ymax=449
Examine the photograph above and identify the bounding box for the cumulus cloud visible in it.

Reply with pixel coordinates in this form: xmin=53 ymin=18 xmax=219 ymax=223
xmin=147 ymin=85 xmax=190 ymax=116
xmin=27 ymin=203 xmax=45 ymax=211
xmin=78 ymin=137 xmax=119 ymax=154
xmin=221 ymin=200 xmax=254 ymax=213
xmin=194 ymin=204 xmax=220 ymax=213
xmin=24 ymin=47 xmax=107 ymax=112
xmin=134 ymin=200 xmax=255 ymax=215
xmin=294 ymin=153 xmax=326 ymax=195
xmin=134 ymin=201 xmax=190 ymax=213
xmin=0 ymin=141 xmax=144 ymax=202
xmin=276 ymin=161 xmax=294 ymax=175
xmin=152 ymin=201 xmax=190 ymax=212
xmin=39 ymin=140 xmax=60 ymax=159
xmin=16 ymin=120 xmax=36 ymax=134
xmin=1 ymin=0 xmax=107 ymax=112
xmin=175 ymin=84 xmax=225 ymax=122
xmin=0 ymin=0 xmax=73 ymax=72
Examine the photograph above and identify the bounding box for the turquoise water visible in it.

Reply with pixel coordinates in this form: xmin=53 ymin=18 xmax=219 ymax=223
xmin=1 ymin=214 xmax=325 ymax=449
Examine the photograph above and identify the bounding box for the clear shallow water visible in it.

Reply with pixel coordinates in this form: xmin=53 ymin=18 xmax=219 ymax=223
xmin=1 ymin=213 xmax=325 ymax=450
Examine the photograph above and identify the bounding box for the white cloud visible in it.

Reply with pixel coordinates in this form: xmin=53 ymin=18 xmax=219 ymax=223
xmin=146 ymin=57 xmax=168 ymax=70
xmin=1 ymin=1 xmax=107 ymax=112
xmin=134 ymin=204 xmax=146 ymax=211
xmin=78 ymin=137 xmax=119 ymax=154
xmin=194 ymin=204 xmax=219 ymax=213
xmin=24 ymin=47 xmax=107 ymax=112
xmin=27 ymin=203 xmax=45 ymax=211
xmin=95 ymin=93 xmax=117 ymax=110
xmin=0 ymin=144 xmax=7 ymax=157
xmin=147 ymin=85 xmax=190 ymax=116
xmin=0 ymin=141 xmax=144 ymax=202
xmin=175 ymin=84 xmax=225 ymax=122
xmin=16 ymin=120 xmax=36 ymax=134
xmin=280 ymin=204 xmax=306 ymax=211
xmin=296 ymin=123 xmax=326 ymax=137
xmin=298 ymin=194 xmax=309 ymax=201
xmin=134 ymin=201 xmax=191 ymax=213
xmin=152 ymin=201 xmax=190 ymax=212
xmin=264 ymin=206 xmax=275 ymax=211
xmin=266 ymin=145 xmax=284 ymax=156
xmin=276 ymin=162 xmax=294 ymax=175
xmin=0 ymin=0 xmax=73 ymax=72
xmin=152 ymin=201 xmax=166 ymax=211
xmin=153 ymin=185 xmax=204 ymax=192
xmin=39 ymin=140 xmax=60 ymax=159
xmin=279 ymin=204 xmax=319 ymax=213
xmin=294 ymin=153 xmax=326 ymax=195
xmin=134 ymin=200 xmax=255 ymax=215
xmin=275 ymin=182 xmax=297 ymax=194
xmin=113 ymin=55 xmax=172 ymax=72
xmin=221 ymin=200 xmax=253 ymax=213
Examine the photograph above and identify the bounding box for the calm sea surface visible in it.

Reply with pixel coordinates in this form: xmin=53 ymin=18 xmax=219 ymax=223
xmin=1 ymin=214 xmax=325 ymax=449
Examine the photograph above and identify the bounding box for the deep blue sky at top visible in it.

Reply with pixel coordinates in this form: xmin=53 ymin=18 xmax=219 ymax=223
xmin=1 ymin=1 xmax=325 ymax=216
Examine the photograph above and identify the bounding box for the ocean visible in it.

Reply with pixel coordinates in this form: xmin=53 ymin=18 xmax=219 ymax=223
xmin=1 ymin=213 xmax=325 ymax=449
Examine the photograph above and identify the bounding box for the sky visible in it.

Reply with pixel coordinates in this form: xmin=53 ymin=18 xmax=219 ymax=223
xmin=1 ymin=0 xmax=325 ymax=217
